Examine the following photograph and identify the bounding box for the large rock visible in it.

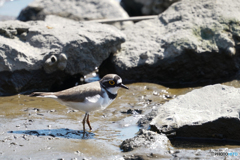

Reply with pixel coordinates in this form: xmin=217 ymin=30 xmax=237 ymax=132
xmin=121 ymin=0 xmax=179 ymax=16
xmin=0 ymin=16 xmax=125 ymax=95
xmin=140 ymin=84 xmax=240 ymax=141
xmin=100 ymin=0 xmax=240 ymax=86
xmin=17 ymin=0 xmax=132 ymax=29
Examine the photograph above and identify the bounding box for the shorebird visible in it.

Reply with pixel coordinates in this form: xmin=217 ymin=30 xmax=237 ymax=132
xmin=30 ymin=74 xmax=128 ymax=132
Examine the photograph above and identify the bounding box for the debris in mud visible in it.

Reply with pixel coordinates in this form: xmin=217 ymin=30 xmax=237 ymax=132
xmin=164 ymin=94 xmax=174 ymax=99
xmin=37 ymin=113 xmax=44 ymax=116
xmin=10 ymin=142 xmax=17 ymax=145
xmin=33 ymin=108 xmax=40 ymax=112
xmin=121 ymin=109 xmax=142 ymax=114
xmin=48 ymin=109 xmax=56 ymax=113
xmin=67 ymin=110 xmax=79 ymax=113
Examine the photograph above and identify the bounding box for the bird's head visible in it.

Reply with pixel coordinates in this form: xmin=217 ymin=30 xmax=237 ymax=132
xmin=100 ymin=74 xmax=128 ymax=94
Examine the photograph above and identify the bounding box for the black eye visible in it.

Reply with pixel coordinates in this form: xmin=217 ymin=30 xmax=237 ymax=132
xmin=109 ymin=80 xmax=115 ymax=85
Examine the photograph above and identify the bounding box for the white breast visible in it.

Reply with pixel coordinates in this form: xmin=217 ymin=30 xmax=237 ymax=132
xmin=100 ymin=89 xmax=114 ymax=110
xmin=56 ymin=89 xmax=113 ymax=113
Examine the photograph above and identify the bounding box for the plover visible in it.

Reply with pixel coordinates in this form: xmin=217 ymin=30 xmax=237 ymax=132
xmin=30 ymin=74 xmax=128 ymax=132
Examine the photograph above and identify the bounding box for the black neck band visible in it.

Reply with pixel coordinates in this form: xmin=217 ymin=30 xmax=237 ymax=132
xmin=101 ymin=84 xmax=117 ymax=100
xmin=106 ymin=89 xmax=117 ymax=99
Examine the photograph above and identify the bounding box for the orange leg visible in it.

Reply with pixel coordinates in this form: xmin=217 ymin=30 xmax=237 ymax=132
xmin=86 ymin=113 xmax=92 ymax=131
xmin=82 ymin=113 xmax=88 ymax=133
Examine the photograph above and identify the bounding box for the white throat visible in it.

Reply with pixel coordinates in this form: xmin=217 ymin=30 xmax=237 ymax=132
xmin=106 ymin=87 xmax=120 ymax=94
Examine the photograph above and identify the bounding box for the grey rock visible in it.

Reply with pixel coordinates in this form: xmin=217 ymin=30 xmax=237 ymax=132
xmin=17 ymin=0 xmax=132 ymax=29
xmin=120 ymin=129 xmax=171 ymax=157
xmin=121 ymin=0 xmax=179 ymax=16
xmin=100 ymin=0 xmax=240 ymax=86
xmin=137 ymin=109 xmax=158 ymax=129
xmin=120 ymin=129 xmax=172 ymax=160
xmin=0 ymin=16 xmax=125 ymax=95
xmin=147 ymin=84 xmax=240 ymax=140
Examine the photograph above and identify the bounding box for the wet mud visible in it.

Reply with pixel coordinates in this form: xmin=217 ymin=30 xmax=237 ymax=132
xmin=0 ymin=82 xmax=239 ymax=159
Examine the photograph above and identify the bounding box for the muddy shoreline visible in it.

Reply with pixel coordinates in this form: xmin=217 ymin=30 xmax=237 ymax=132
xmin=0 ymin=82 xmax=239 ymax=159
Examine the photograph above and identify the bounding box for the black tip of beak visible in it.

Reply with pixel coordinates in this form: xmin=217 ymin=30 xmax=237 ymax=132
xmin=120 ymin=83 xmax=129 ymax=89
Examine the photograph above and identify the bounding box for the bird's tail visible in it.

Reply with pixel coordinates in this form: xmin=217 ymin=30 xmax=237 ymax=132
xmin=29 ymin=92 xmax=57 ymax=98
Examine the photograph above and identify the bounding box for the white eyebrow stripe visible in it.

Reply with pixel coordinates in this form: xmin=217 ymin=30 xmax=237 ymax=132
xmin=117 ymin=79 xmax=122 ymax=84
xmin=102 ymin=80 xmax=109 ymax=83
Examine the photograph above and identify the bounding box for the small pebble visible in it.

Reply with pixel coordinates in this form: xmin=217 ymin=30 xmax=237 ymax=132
xmin=164 ymin=95 xmax=172 ymax=99
xmin=10 ymin=142 xmax=17 ymax=145
xmin=23 ymin=108 xmax=29 ymax=112
xmin=74 ymin=151 xmax=80 ymax=154
xmin=153 ymin=91 xmax=159 ymax=96
xmin=169 ymin=150 xmax=174 ymax=154
xmin=33 ymin=108 xmax=40 ymax=112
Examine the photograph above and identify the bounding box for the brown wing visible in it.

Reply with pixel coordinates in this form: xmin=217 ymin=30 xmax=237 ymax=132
xmin=54 ymin=81 xmax=103 ymax=102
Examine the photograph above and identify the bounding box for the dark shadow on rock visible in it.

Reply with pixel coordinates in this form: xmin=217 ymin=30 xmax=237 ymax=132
xmin=17 ymin=7 xmax=45 ymax=21
xmin=99 ymin=48 xmax=240 ymax=88
xmin=120 ymin=0 xmax=144 ymax=17
xmin=170 ymin=117 xmax=240 ymax=140
xmin=8 ymin=128 xmax=95 ymax=139
xmin=169 ymin=137 xmax=240 ymax=149
xmin=151 ymin=117 xmax=240 ymax=147
xmin=0 ymin=69 xmax=83 ymax=96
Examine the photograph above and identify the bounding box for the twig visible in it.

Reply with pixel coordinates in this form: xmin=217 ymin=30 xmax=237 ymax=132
xmin=87 ymin=15 xmax=159 ymax=24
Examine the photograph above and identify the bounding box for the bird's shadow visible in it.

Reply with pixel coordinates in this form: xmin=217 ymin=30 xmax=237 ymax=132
xmin=8 ymin=128 xmax=95 ymax=139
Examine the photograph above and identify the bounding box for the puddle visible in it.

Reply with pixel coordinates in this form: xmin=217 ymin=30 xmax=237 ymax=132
xmin=9 ymin=128 xmax=95 ymax=140
xmin=118 ymin=125 xmax=140 ymax=140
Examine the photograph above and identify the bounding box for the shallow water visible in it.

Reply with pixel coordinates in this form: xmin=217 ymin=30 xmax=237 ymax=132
xmin=0 ymin=81 xmax=239 ymax=159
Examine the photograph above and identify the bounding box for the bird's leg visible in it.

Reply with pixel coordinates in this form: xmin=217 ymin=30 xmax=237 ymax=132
xmin=86 ymin=113 xmax=92 ymax=131
xmin=82 ymin=113 xmax=88 ymax=133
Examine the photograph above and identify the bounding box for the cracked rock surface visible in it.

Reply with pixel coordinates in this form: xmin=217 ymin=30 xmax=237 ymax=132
xmin=101 ymin=0 xmax=240 ymax=86
xmin=120 ymin=129 xmax=172 ymax=159
xmin=0 ymin=16 xmax=125 ymax=95
xmin=138 ymin=84 xmax=240 ymax=141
